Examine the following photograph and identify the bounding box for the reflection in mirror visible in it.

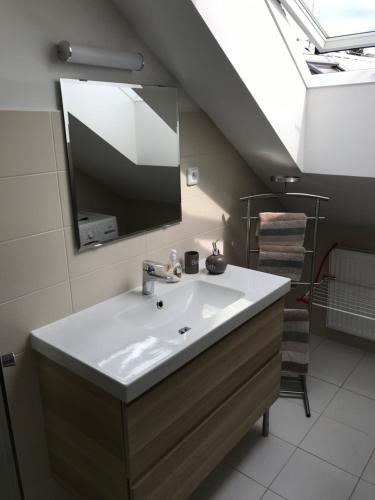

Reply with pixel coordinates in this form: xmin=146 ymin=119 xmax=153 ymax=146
xmin=60 ymin=79 xmax=181 ymax=251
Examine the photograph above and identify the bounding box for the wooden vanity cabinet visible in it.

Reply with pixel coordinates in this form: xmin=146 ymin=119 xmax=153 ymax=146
xmin=36 ymin=299 xmax=284 ymax=500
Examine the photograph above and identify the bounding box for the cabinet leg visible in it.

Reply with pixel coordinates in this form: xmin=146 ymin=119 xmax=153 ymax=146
xmin=262 ymin=410 xmax=269 ymax=437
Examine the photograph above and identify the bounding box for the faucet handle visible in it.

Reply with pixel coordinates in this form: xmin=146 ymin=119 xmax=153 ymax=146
xmin=143 ymin=260 xmax=166 ymax=273
xmin=143 ymin=260 xmax=154 ymax=273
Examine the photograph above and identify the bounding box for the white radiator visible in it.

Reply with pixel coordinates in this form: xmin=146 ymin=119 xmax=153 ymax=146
xmin=326 ymin=248 xmax=375 ymax=339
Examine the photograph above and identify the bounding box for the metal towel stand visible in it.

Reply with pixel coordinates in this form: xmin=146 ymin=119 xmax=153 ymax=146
xmin=240 ymin=176 xmax=330 ymax=418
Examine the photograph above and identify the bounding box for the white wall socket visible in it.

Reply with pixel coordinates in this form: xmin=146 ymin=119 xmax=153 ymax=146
xmin=187 ymin=166 xmax=199 ymax=186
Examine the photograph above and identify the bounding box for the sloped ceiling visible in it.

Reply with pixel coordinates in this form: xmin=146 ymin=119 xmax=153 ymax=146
xmin=112 ymin=0 xmax=375 ymax=227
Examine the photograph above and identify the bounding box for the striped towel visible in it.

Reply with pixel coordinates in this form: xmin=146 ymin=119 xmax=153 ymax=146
xmin=258 ymin=245 xmax=305 ymax=281
xmin=282 ymin=308 xmax=309 ymax=374
xmin=258 ymin=212 xmax=307 ymax=247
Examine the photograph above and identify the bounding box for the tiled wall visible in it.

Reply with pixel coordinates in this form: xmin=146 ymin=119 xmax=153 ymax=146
xmin=0 ymin=109 xmax=267 ymax=498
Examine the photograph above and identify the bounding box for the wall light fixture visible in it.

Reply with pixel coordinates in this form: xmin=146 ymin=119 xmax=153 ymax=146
xmin=57 ymin=40 xmax=144 ymax=71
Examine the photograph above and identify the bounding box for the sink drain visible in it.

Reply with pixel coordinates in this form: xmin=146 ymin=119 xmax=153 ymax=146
xmin=179 ymin=326 xmax=191 ymax=334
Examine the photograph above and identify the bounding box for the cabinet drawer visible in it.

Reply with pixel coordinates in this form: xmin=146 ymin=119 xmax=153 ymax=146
xmin=131 ymin=353 xmax=281 ymax=500
xmin=126 ymin=299 xmax=283 ymax=480
xmin=36 ymin=354 xmax=128 ymax=500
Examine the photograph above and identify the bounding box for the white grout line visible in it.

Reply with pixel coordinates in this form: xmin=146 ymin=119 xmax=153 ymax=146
xmin=54 ymin=152 xmax=74 ymax=314
xmin=0 ymin=170 xmax=57 ymax=180
xmin=0 ymin=280 xmax=69 ymax=308
xmin=0 ymin=227 xmax=63 ymax=246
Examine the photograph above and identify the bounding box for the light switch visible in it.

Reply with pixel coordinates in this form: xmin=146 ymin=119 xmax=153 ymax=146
xmin=187 ymin=166 xmax=199 ymax=186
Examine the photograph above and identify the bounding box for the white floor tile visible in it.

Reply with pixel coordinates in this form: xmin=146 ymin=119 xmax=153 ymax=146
xmin=300 ymin=416 xmax=375 ymax=476
xmin=309 ymin=340 xmax=363 ymax=386
xmin=324 ymin=389 xmax=375 ymax=437
xmin=257 ymin=398 xmax=319 ymax=446
xmin=344 ymin=354 xmax=375 ymax=400
xmin=309 ymin=334 xmax=324 ymax=353
xmin=226 ymin=429 xmax=295 ymax=487
xmin=190 ymin=464 xmax=265 ymax=500
xmin=351 ymin=480 xmax=375 ymax=500
xmin=287 ymin=375 xmax=339 ymax=414
xmin=261 ymin=491 xmax=285 ymax=500
xmin=271 ymin=449 xmax=357 ymax=500
xmin=362 ymin=451 xmax=375 ymax=485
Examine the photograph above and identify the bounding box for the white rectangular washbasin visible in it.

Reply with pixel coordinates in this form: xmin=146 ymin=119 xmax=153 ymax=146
xmin=118 ymin=280 xmax=245 ymax=333
xmin=31 ymin=264 xmax=290 ymax=402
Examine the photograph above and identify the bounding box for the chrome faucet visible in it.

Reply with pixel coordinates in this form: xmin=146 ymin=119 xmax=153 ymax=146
xmin=142 ymin=260 xmax=179 ymax=295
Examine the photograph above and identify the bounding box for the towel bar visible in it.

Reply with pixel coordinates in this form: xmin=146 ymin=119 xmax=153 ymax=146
xmin=241 ymin=216 xmax=326 ymax=221
xmin=248 ymin=249 xmax=314 ymax=254
xmin=240 ymin=179 xmax=330 ymax=418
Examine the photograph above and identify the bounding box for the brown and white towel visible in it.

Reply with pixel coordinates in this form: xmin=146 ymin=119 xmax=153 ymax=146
xmin=257 ymin=245 xmax=305 ymax=281
xmin=282 ymin=308 xmax=309 ymax=374
xmin=258 ymin=212 xmax=307 ymax=247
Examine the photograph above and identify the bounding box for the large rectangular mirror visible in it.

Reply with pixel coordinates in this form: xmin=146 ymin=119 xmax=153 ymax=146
xmin=60 ymin=79 xmax=181 ymax=251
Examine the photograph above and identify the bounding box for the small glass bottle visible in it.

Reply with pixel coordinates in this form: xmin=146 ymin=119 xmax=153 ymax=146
xmin=167 ymin=249 xmax=182 ymax=278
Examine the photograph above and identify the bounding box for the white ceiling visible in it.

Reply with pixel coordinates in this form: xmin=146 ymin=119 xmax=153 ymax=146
xmin=112 ymin=0 xmax=375 ymax=228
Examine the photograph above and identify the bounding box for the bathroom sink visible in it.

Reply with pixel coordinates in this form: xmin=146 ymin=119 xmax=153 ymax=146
xmin=31 ymin=264 xmax=290 ymax=402
xmin=118 ymin=281 xmax=245 ymax=334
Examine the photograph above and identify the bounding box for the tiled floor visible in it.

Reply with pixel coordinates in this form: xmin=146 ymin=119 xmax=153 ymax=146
xmin=191 ymin=335 xmax=375 ymax=500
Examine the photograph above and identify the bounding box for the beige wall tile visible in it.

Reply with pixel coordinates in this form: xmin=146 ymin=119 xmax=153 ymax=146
xmin=0 ymin=230 xmax=68 ymax=303
xmin=0 ymin=111 xmax=56 ymax=177
xmin=4 ymin=349 xmax=51 ymax=499
xmin=0 ymin=282 xmax=72 ymax=355
xmin=57 ymin=170 xmax=73 ymax=227
xmin=65 ymin=227 xmax=147 ymax=278
xmin=70 ymin=254 xmax=144 ymax=311
xmin=0 ymin=173 xmax=62 ymax=242
xmin=51 ymin=111 xmax=68 ymax=171
xmin=179 ymin=112 xmax=201 ymax=156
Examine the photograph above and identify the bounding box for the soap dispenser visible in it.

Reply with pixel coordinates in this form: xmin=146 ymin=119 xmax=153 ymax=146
xmin=167 ymin=249 xmax=182 ymax=278
xmin=205 ymin=240 xmax=227 ymax=274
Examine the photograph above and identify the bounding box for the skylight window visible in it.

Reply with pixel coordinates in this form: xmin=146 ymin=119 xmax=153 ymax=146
xmin=280 ymin=0 xmax=375 ymax=52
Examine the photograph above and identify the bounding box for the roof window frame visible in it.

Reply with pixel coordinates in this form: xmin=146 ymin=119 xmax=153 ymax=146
xmin=280 ymin=0 xmax=375 ymax=53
